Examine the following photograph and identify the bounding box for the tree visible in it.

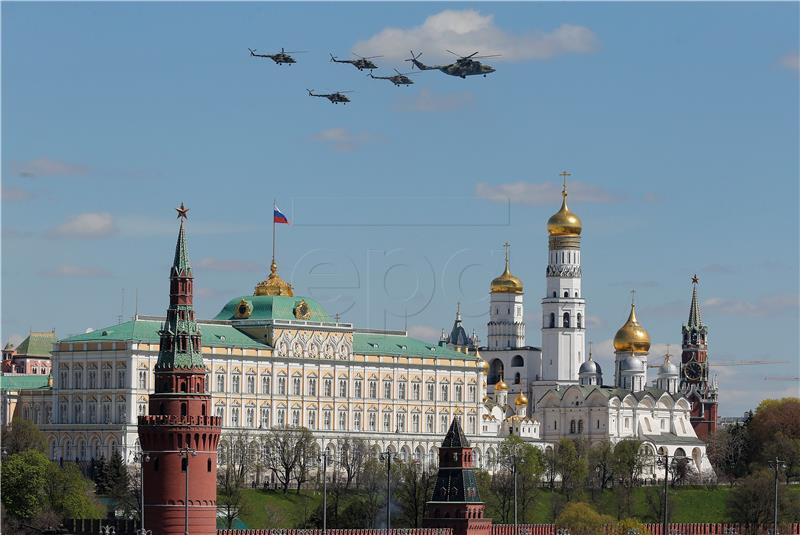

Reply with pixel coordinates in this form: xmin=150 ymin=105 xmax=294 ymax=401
xmin=1 ymin=419 xmax=47 ymax=455
xmin=554 ymin=438 xmax=588 ymax=501
xmin=496 ymin=436 xmax=545 ymax=522
xmin=748 ymin=398 xmax=800 ymax=480
xmin=293 ymin=428 xmax=317 ymax=493
xmin=610 ymin=439 xmax=644 ymax=518
xmin=1 ymin=449 xmax=103 ymax=528
xmin=555 ymin=502 xmax=614 ymax=535
xmin=726 ymin=468 xmax=800 ymax=525
xmin=264 ymin=426 xmax=310 ymax=493
xmin=1 ymin=449 xmax=50 ymax=519
xmin=707 ymin=424 xmax=750 ymax=486
xmin=394 ymin=459 xmax=436 ymax=528
xmin=338 ymin=436 xmax=368 ymax=490
xmin=588 ymin=441 xmax=614 ymax=499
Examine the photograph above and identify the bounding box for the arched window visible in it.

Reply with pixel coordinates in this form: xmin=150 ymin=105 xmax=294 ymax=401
xmin=564 ymin=291 xmax=569 ymax=298
xmin=181 ymin=402 xmax=187 ymax=417
xmin=577 ymin=313 xmax=582 ymax=329
xmin=511 ymin=355 xmax=524 ymax=367
xmin=563 ymin=312 xmax=570 ymax=328
xmin=514 ymin=373 xmax=521 ymax=385
xmin=578 ymin=420 xmax=584 ymax=433
xmin=552 ymin=292 xmax=557 ymax=298
xmin=549 ymin=313 xmax=555 ymax=328
xmin=570 ymin=419 xmax=576 ymax=433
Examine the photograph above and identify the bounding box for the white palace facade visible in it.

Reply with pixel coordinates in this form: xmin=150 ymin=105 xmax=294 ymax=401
xmin=16 ymin=177 xmax=714 ymax=479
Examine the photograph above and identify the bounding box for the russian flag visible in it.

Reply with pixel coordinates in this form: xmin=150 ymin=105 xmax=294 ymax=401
xmin=273 ymin=205 xmax=289 ymax=224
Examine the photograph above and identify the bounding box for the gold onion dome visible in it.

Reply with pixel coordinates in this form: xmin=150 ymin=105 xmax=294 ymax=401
xmin=514 ymin=392 xmax=529 ymax=406
xmin=254 ymin=260 xmax=294 ymax=297
xmin=613 ymin=303 xmax=651 ymax=353
xmin=494 ymin=378 xmax=509 ymax=391
xmin=547 ymin=186 xmax=582 ymax=236
xmin=480 ymin=359 xmax=489 ymax=375
xmin=490 ymin=244 xmax=523 ymax=294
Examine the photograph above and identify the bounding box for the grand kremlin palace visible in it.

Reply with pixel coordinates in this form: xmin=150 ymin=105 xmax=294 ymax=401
xmin=15 ymin=180 xmax=716 ymax=480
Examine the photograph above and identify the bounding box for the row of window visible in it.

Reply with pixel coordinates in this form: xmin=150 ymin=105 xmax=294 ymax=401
xmin=205 ymin=375 xmax=478 ymax=402
xmin=59 ymin=369 xmax=127 ymax=390
xmin=546 ymin=312 xmax=583 ymax=329
xmin=57 ymin=402 xmax=126 ymax=425
xmin=199 ymin=404 xmax=479 ymax=435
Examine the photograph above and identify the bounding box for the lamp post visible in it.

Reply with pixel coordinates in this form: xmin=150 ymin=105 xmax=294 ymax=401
xmin=318 ymin=450 xmax=332 ymax=535
xmin=767 ymin=457 xmax=787 ymax=535
xmin=379 ymin=450 xmax=397 ymax=532
xmin=133 ymin=450 xmax=151 ymax=535
xmin=656 ymin=451 xmax=673 ymax=535
xmin=179 ymin=447 xmax=197 ymax=535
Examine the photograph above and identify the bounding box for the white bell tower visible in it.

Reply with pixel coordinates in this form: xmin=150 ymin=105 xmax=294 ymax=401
xmin=487 ymin=242 xmax=525 ymax=349
xmin=541 ymin=171 xmax=586 ymax=382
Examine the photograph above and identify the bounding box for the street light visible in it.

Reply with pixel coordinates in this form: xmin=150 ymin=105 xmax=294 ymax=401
xmin=318 ymin=450 xmax=333 ymax=535
xmin=767 ymin=457 xmax=787 ymax=535
xmin=99 ymin=525 xmax=116 ymax=535
xmin=179 ymin=447 xmax=198 ymax=535
xmin=133 ymin=450 xmax=152 ymax=535
xmin=379 ymin=450 xmax=397 ymax=532
xmin=655 ymin=451 xmax=675 ymax=535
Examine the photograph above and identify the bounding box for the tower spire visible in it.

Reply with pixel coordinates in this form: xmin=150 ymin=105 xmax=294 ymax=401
xmin=688 ymin=274 xmax=702 ymax=327
xmin=156 ymin=204 xmax=204 ymax=372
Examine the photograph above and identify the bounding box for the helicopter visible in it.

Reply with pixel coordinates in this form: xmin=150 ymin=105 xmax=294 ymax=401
xmin=330 ymin=53 xmax=382 ymax=71
xmin=405 ymin=50 xmax=499 ymax=78
xmin=248 ymin=47 xmax=306 ymax=65
xmin=307 ymin=89 xmax=352 ymax=104
xmin=367 ymin=69 xmax=415 ymax=87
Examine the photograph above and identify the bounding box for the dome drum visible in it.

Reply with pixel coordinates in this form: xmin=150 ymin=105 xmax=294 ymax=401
xmin=548 ymin=236 xmax=582 ymax=250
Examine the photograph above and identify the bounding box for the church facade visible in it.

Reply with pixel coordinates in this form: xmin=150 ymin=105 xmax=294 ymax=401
xmin=17 ymin=174 xmax=715 ymax=479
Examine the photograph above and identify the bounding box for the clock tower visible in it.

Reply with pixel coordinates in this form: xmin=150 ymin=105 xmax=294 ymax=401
xmin=679 ymin=275 xmax=718 ymax=441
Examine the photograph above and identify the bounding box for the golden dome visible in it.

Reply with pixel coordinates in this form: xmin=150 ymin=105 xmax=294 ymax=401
xmin=514 ymin=392 xmax=529 ymax=406
xmin=480 ymin=359 xmax=489 ymax=375
xmin=613 ymin=303 xmax=651 ymax=353
xmin=254 ymin=260 xmax=294 ymax=297
xmin=490 ymin=243 xmax=523 ymax=294
xmin=547 ymin=184 xmax=582 ymax=237
xmin=494 ymin=378 xmax=509 ymax=391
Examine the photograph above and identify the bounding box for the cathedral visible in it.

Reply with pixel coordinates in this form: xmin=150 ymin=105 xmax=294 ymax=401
xmin=16 ymin=173 xmax=716 ymax=482
xmin=444 ymin=174 xmax=716 ymax=477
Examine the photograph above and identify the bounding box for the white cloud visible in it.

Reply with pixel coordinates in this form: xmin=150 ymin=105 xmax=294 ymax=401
xmin=12 ymin=157 xmax=89 ymax=178
xmin=780 ymin=52 xmax=799 ymax=71
xmin=354 ymin=10 xmax=598 ymax=63
xmin=476 ymin=180 xmax=620 ymax=205
xmin=408 ymin=324 xmax=442 ymax=341
xmin=41 ymin=265 xmax=111 ymax=278
xmin=50 ymin=212 xmax=116 ymax=238
xmin=196 ymin=257 xmax=262 ymax=273
xmin=394 ymin=89 xmax=474 ymax=113
xmin=311 ymin=128 xmax=378 ymax=151
xmin=703 ymin=294 xmax=799 ymax=317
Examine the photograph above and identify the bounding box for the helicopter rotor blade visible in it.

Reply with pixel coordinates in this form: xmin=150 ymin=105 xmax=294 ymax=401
xmin=473 ymin=54 xmax=501 ymax=59
xmin=248 ymin=48 xmax=256 ymax=55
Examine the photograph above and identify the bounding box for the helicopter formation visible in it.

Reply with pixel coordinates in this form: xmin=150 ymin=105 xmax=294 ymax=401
xmin=248 ymin=47 xmax=499 ymax=104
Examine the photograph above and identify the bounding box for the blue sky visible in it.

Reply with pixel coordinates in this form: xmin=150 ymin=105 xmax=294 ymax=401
xmin=2 ymin=2 xmax=798 ymax=415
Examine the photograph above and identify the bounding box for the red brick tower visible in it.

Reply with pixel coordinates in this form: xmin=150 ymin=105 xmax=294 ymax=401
xmin=138 ymin=204 xmax=221 ymax=535
xmin=679 ymin=275 xmax=718 ymax=441
xmin=424 ymin=418 xmax=491 ymax=535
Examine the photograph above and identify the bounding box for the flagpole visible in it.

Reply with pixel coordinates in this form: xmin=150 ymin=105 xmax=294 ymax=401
xmin=272 ymin=199 xmax=276 ymax=265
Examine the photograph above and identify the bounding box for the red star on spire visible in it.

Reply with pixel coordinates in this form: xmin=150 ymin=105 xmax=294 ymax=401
xmin=691 ymin=274 xmax=699 ymax=285
xmin=176 ymin=202 xmax=189 ymax=220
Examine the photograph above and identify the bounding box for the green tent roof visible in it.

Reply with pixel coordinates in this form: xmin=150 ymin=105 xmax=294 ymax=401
xmin=61 ymin=319 xmax=269 ymax=349
xmin=14 ymin=331 xmax=56 ymax=357
xmin=0 ymin=374 xmax=50 ymax=391
xmin=353 ymin=332 xmax=474 ymax=360
xmin=214 ymin=295 xmax=332 ymax=323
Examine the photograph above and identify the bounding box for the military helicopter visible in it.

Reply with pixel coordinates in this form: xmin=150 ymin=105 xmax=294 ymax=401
xmin=307 ymin=89 xmax=352 ymax=104
xmin=248 ymin=47 xmax=306 ymax=65
xmin=367 ymin=69 xmax=415 ymax=87
xmin=405 ymin=50 xmax=499 ymax=78
xmin=330 ymin=53 xmax=382 ymax=71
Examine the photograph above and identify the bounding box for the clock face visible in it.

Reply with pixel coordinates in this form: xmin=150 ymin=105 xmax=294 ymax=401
xmin=684 ymin=361 xmax=702 ymax=381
